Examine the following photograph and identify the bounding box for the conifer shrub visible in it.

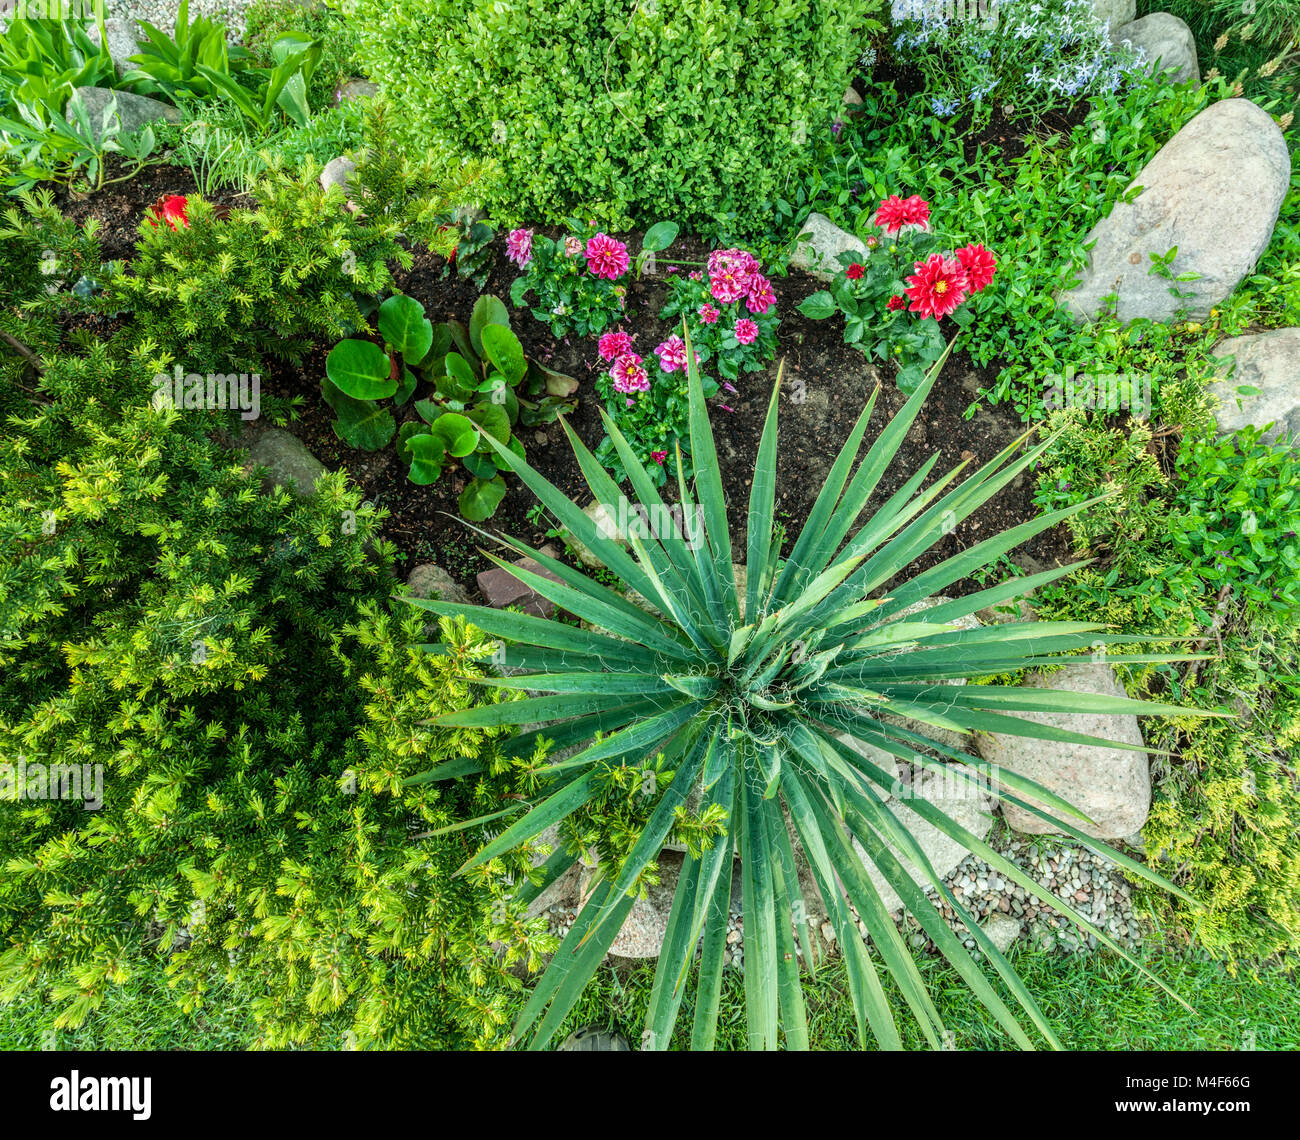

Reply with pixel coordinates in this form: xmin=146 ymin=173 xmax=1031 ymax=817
xmin=0 ymin=199 xmax=545 ymax=1049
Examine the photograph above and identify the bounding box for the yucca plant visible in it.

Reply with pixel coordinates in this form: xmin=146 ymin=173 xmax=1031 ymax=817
xmin=407 ymin=332 xmax=1218 ymax=1050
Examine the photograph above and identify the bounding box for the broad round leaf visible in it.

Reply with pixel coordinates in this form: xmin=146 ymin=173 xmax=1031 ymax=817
xmin=320 ymin=377 xmax=395 ymax=450
xmin=481 ymin=323 xmax=527 ymax=386
xmin=641 ymin=220 xmax=679 ymax=252
xmin=470 ymin=294 xmax=511 ymax=358
xmin=406 ymin=431 xmax=448 ymax=485
xmin=796 ymin=291 xmax=838 ymax=320
xmin=458 ymin=474 xmax=507 ymax=521
xmin=431 ymin=412 xmax=478 ymax=457
xmin=379 ymin=294 xmax=434 ymax=364
xmin=325 ymin=339 xmax=397 ymax=400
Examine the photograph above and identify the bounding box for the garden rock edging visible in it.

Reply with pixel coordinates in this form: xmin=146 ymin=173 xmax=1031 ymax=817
xmin=976 ymin=661 xmax=1152 ymax=840
xmin=1111 ymin=13 xmax=1200 ymax=87
xmin=67 ymin=85 xmax=181 ymax=133
xmin=1060 ymin=98 xmax=1290 ymax=325
xmin=1206 ymin=327 xmax=1300 ymax=447
xmin=788 ymin=212 xmax=868 ymax=283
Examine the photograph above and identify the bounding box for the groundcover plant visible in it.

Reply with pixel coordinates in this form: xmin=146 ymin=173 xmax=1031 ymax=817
xmin=408 ymin=333 xmax=1220 ymax=1050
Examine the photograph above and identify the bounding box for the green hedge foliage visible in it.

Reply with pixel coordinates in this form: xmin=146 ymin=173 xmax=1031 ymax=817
xmin=344 ymin=0 xmax=883 ymax=231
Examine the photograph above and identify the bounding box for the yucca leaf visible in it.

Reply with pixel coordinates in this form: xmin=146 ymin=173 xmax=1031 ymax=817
xmin=739 ymin=771 xmax=779 ymax=1049
xmin=683 ymin=323 xmax=738 ymax=620
xmin=746 ymin=366 xmax=783 ymax=621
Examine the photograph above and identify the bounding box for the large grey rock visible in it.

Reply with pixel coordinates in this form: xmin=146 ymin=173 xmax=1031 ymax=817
xmin=86 ymin=17 xmax=141 ymax=75
xmin=1206 ymin=328 xmax=1300 ymax=446
xmin=789 ymin=211 xmax=868 ymax=282
xmin=245 ymin=429 xmax=326 ymax=496
xmin=1091 ymin=0 xmax=1135 ymax=28
xmin=67 ymin=86 xmax=180 ymax=134
xmin=1061 ymin=99 xmax=1290 ymax=324
xmin=320 ymin=155 xmax=357 ymax=195
xmin=406 ymin=563 xmax=470 ymax=606
xmin=975 ymin=662 xmax=1151 ymax=840
xmin=1111 ymin=14 xmax=1199 ymax=86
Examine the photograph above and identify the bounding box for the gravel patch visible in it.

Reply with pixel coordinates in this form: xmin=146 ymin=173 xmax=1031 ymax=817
xmin=104 ymin=1 xmax=258 ymax=41
xmin=545 ymin=833 xmax=1144 ymax=969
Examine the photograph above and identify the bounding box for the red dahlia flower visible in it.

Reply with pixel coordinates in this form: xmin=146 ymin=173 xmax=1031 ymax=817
xmin=875 ymin=194 xmax=930 ymax=236
xmin=904 ymin=254 xmax=969 ymax=320
xmin=956 ymin=242 xmax=997 ymax=293
xmin=148 ymin=194 xmax=190 ymax=231
xmin=886 ymin=294 xmax=906 ymax=311
xmin=845 ymin=263 xmax=865 ymax=280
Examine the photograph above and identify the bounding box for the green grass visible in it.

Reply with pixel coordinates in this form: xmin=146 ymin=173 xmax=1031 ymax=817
xmin=0 ymin=961 xmax=257 ymax=1051
xmin=545 ymin=944 xmax=1300 ymax=1051
xmin=5 ymin=942 xmax=1294 ymax=1050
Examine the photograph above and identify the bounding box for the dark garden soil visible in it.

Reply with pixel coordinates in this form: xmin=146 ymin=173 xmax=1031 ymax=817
xmin=46 ymin=161 xmax=1077 ymax=600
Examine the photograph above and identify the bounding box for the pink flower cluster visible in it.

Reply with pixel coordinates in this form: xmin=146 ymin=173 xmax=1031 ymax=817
xmin=706 ymin=247 xmax=775 ymax=315
xmin=611 ymin=352 xmax=649 ymax=395
xmin=654 ymin=334 xmax=689 ymax=373
xmin=585 ymin=232 xmax=629 ymax=280
xmin=506 ymin=228 xmax=533 ymax=268
xmin=599 ymin=329 xmax=650 ymax=394
xmin=598 ymin=330 xmax=633 ymax=362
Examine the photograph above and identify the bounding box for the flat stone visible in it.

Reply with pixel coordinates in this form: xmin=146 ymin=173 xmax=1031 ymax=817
xmin=1206 ymin=327 xmax=1300 ymax=446
xmin=1111 ymin=13 xmax=1199 ymax=86
xmin=975 ymin=662 xmax=1151 ymax=840
xmin=477 ymin=544 xmax=563 ymax=618
xmin=67 ymin=86 xmax=180 ymax=134
xmin=982 ymin=913 xmax=1022 ymax=956
xmin=86 ymin=17 xmax=140 ymax=75
xmin=337 ymin=79 xmax=379 ymax=103
xmin=406 ymin=563 xmax=469 ymax=606
xmin=320 ymin=155 xmax=357 ymax=195
xmin=788 ymin=211 xmax=868 ymax=282
xmin=842 ymin=86 xmax=862 ymax=106
xmin=245 ymin=429 xmax=325 ymax=496
xmin=1060 ymin=99 xmax=1290 ymax=324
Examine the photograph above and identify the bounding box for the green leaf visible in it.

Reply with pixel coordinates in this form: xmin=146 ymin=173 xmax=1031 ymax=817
xmin=430 ymin=412 xmax=478 ymax=457
xmin=320 ymin=377 xmax=395 ymax=451
xmin=641 ymin=220 xmax=679 ymax=252
xmin=325 ymin=339 xmax=396 ymax=400
xmin=459 ymin=475 xmax=507 ymax=520
xmin=481 ymin=323 xmax=528 ymax=386
xmin=470 ymin=293 xmax=511 ymax=358
xmin=379 ymin=294 xmax=434 ymax=364
xmin=405 ymin=432 xmax=447 ymax=485
xmin=797 ymin=290 xmax=838 ymax=319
